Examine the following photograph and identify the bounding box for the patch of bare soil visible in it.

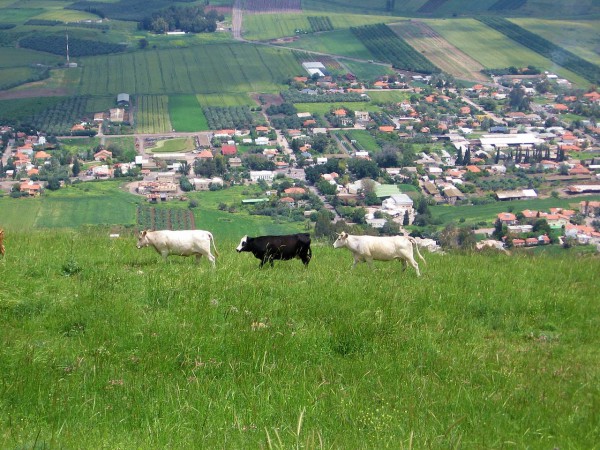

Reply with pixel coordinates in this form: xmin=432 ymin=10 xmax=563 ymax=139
xmin=252 ymin=93 xmax=283 ymax=109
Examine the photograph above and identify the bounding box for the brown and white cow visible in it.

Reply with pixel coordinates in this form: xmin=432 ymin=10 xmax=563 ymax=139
xmin=136 ymin=229 xmax=219 ymax=267
xmin=333 ymin=232 xmax=425 ymax=276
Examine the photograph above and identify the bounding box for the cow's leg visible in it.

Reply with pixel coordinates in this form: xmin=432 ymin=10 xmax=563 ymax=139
xmin=205 ymin=252 xmax=216 ymax=268
xmin=352 ymin=254 xmax=361 ymax=268
xmin=407 ymin=256 xmax=421 ymax=277
xmin=195 ymin=254 xmax=203 ymax=264
xmin=366 ymin=257 xmax=374 ymax=269
xmin=160 ymin=250 xmax=169 ymax=262
xmin=400 ymin=258 xmax=407 ymax=271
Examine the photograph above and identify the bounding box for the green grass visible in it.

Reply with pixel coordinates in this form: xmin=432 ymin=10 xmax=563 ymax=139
xmin=169 ymin=95 xmax=209 ymax=132
xmin=424 ymin=18 xmax=590 ymax=86
xmin=342 ymin=59 xmax=394 ymax=81
xmin=0 ymin=228 xmax=599 ymax=447
xmin=0 ymin=67 xmax=42 ymax=90
xmin=149 ymin=137 xmax=196 ymax=153
xmin=0 ymin=8 xmax=43 ymax=23
xmin=78 ymin=44 xmax=300 ymax=96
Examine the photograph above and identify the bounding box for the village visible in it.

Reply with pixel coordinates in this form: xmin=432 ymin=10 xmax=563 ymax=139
xmin=1 ymin=65 xmax=600 ymax=249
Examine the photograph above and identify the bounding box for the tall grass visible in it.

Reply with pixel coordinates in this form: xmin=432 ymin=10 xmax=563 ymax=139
xmin=1 ymin=229 xmax=599 ymax=448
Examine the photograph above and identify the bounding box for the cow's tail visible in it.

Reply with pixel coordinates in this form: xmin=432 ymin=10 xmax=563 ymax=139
xmin=409 ymin=237 xmax=426 ymax=264
xmin=209 ymin=233 xmax=219 ymax=257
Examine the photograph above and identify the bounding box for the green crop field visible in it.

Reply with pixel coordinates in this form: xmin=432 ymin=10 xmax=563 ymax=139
xmin=77 ymin=44 xmax=299 ymax=96
xmin=0 ymin=227 xmax=599 ymax=448
xmin=196 ymin=93 xmax=256 ymax=107
xmin=342 ymin=60 xmax=394 ymax=81
xmin=301 ymin=0 xmax=422 ymax=14
xmin=286 ymin=29 xmax=374 ymax=61
xmin=169 ymin=95 xmax=209 ymax=132
xmin=424 ymin=18 xmax=589 ymax=86
xmin=0 ymin=8 xmax=43 ymax=23
xmin=135 ymin=95 xmax=171 ymax=134
xmin=511 ymin=19 xmax=600 ymax=66
xmin=242 ymin=12 xmax=401 ymax=41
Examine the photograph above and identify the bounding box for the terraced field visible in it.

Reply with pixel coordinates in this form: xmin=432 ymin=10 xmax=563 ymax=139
xmin=390 ymin=21 xmax=488 ymax=82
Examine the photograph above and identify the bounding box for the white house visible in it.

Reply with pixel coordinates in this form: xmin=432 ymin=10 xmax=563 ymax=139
xmin=250 ymin=170 xmax=274 ymax=183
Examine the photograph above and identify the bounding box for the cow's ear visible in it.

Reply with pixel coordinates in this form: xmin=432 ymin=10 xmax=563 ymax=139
xmin=141 ymin=230 xmax=147 ymax=237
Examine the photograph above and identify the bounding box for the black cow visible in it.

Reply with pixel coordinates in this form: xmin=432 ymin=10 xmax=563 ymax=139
xmin=236 ymin=233 xmax=312 ymax=268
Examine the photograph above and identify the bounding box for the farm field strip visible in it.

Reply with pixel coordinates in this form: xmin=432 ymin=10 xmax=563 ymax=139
xmin=418 ymin=0 xmax=497 ymax=14
xmin=0 ymin=48 xmax=61 ymax=69
xmin=77 ymin=44 xmax=299 ymax=96
xmin=136 ymin=95 xmax=171 ymax=134
xmin=424 ymin=18 xmax=589 ymax=86
xmin=169 ymin=95 xmax=209 ymax=132
xmin=196 ymin=93 xmax=255 ymax=107
xmin=389 ymin=21 xmax=488 ymax=82
xmin=242 ymin=12 xmax=401 ymax=41
xmin=511 ymin=18 xmax=600 ymax=67
xmin=293 ymin=101 xmax=384 ymax=114
xmin=351 ymin=23 xmax=439 ymax=74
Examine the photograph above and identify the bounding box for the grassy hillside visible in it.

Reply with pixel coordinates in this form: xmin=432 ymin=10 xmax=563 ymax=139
xmin=0 ymin=228 xmax=599 ymax=448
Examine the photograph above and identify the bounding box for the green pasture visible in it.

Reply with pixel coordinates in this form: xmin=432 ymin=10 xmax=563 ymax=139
xmin=78 ymin=44 xmax=299 ymax=96
xmin=6 ymin=67 xmax=81 ymax=95
xmin=135 ymin=95 xmax=171 ymax=134
xmin=424 ymin=18 xmax=589 ymax=86
xmin=0 ymin=48 xmax=61 ymax=68
xmin=286 ymin=29 xmax=374 ymax=61
xmin=431 ymin=195 xmax=600 ymax=227
xmin=169 ymin=95 xmax=209 ymax=132
xmin=368 ymin=90 xmax=412 ymax=104
xmin=1 ymin=228 xmax=599 ymax=448
xmin=513 ymin=0 xmax=600 ymax=18
xmin=57 ymin=136 xmax=101 ymax=154
xmin=196 ymin=93 xmax=255 ymax=107
xmin=149 ymin=137 xmax=195 ymax=153
xmin=512 ymin=19 xmax=600 ymax=66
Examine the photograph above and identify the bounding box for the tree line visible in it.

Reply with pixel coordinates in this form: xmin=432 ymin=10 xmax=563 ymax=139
xmin=139 ymin=5 xmax=224 ymax=33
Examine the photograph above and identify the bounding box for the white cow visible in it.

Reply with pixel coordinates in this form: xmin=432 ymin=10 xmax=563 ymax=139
xmin=476 ymin=239 xmax=510 ymax=255
xmin=333 ymin=232 xmax=425 ymax=276
xmin=136 ymin=229 xmax=219 ymax=267
xmin=413 ymin=237 xmax=445 ymax=254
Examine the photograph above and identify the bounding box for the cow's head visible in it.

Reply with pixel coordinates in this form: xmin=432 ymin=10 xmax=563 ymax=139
xmin=236 ymin=235 xmax=250 ymax=252
xmin=333 ymin=232 xmax=349 ymax=249
xmin=136 ymin=230 xmax=150 ymax=249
